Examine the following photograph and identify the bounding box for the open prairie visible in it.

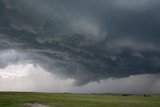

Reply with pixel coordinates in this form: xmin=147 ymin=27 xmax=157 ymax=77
xmin=0 ymin=92 xmax=160 ymax=107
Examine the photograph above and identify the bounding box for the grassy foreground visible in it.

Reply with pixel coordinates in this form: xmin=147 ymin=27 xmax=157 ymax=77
xmin=0 ymin=92 xmax=160 ymax=107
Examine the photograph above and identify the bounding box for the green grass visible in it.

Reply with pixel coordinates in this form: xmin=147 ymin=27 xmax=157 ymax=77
xmin=0 ymin=92 xmax=160 ymax=107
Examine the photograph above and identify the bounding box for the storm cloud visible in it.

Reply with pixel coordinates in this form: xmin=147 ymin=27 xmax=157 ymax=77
xmin=0 ymin=0 xmax=160 ymax=86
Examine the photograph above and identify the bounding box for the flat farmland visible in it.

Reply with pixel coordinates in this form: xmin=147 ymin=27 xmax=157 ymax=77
xmin=0 ymin=92 xmax=160 ymax=107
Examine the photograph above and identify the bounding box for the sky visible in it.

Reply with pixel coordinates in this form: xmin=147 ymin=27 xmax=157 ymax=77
xmin=0 ymin=0 xmax=160 ymax=93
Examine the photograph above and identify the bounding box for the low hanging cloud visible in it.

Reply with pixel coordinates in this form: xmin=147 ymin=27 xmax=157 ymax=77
xmin=0 ymin=0 xmax=160 ymax=88
xmin=0 ymin=63 xmax=160 ymax=93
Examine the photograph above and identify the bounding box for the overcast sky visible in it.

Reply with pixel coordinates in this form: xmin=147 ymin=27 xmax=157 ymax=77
xmin=0 ymin=0 xmax=160 ymax=93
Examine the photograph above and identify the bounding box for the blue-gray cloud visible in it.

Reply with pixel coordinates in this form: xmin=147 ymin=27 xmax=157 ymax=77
xmin=0 ymin=0 xmax=160 ymax=85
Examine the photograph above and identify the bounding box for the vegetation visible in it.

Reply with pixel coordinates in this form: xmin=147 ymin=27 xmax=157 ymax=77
xmin=0 ymin=92 xmax=160 ymax=107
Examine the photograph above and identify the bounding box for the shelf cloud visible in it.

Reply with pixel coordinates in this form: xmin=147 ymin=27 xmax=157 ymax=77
xmin=0 ymin=0 xmax=160 ymax=90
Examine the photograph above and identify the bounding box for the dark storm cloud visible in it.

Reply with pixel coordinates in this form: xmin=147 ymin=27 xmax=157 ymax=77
xmin=0 ymin=0 xmax=160 ymax=85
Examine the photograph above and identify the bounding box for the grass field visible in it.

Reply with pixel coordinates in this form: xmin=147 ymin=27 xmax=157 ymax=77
xmin=0 ymin=92 xmax=160 ymax=107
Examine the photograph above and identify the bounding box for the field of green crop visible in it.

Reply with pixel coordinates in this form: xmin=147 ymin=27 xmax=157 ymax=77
xmin=0 ymin=92 xmax=160 ymax=107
